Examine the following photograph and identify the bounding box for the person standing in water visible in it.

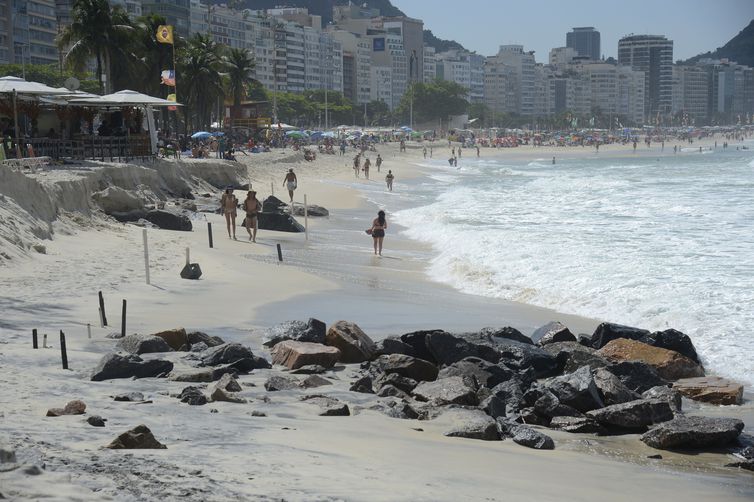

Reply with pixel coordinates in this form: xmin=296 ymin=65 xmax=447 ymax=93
xmin=370 ymin=210 xmax=387 ymax=256
xmin=242 ymin=190 xmax=261 ymax=242
xmin=385 ymin=170 xmax=394 ymax=191
xmin=376 ymin=154 xmax=383 ymax=172
xmin=363 ymin=157 xmax=371 ymax=179
xmin=220 ymin=187 xmax=238 ymax=239
xmin=283 ymin=169 xmax=297 ymax=204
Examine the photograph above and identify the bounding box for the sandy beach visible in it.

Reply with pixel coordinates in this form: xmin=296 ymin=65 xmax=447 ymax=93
xmin=1 ymin=137 xmax=752 ymax=501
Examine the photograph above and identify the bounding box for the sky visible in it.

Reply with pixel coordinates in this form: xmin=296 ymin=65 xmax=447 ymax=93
xmin=391 ymin=0 xmax=754 ymax=63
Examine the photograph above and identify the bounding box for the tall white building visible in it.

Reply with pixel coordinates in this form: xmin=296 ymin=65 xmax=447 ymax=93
xmin=435 ymin=50 xmax=485 ymax=103
xmin=485 ymin=45 xmax=537 ymax=116
xmin=329 ymin=29 xmax=371 ymax=104
xmin=370 ymin=65 xmax=392 ymax=105
xmin=423 ymin=46 xmax=436 ymax=82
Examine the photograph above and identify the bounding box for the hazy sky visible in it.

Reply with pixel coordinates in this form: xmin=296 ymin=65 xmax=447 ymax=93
xmin=391 ymin=0 xmax=754 ymax=62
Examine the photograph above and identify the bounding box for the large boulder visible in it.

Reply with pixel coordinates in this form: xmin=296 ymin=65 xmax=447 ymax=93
xmin=640 ymin=416 xmax=744 ymax=450
xmin=372 ymin=353 xmax=438 ymax=382
xmin=91 ymin=353 xmax=173 ymax=381
xmin=46 ymin=400 xmax=86 ymax=417
xmin=271 ymin=340 xmax=341 ymax=370
xmin=151 ymin=328 xmax=188 ymax=351
xmin=531 ymin=321 xmax=576 ymax=346
xmin=106 ymin=425 xmax=167 ymax=449
xmin=497 ymin=420 xmax=555 ymax=450
xmin=110 ymin=209 xmax=148 ymax=222
xmin=292 ymin=204 xmax=329 ymax=217
xmin=262 ymin=318 xmax=327 ymax=347
xmin=444 ymin=409 xmax=500 ymax=441
xmin=254 ymin=213 xmax=304 ymax=233
xmin=200 ymin=343 xmax=255 ymax=366
xmin=117 ymin=333 xmax=173 ymax=355
xmin=144 ymin=209 xmax=192 ymax=231
xmin=590 ymin=322 xmax=650 ymax=349
xmin=187 ymin=331 xmax=225 ymax=348
xmin=542 ymin=342 xmax=609 ymax=374
xmin=92 ymin=186 xmax=145 ymax=214
xmin=586 ymin=399 xmax=674 ymax=429
xmin=325 ymin=321 xmax=376 ymax=363
xmin=673 ymin=376 xmax=744 ymax=405
xmin=640 ymin=329 xmax=700 ymax=363
xmin=425 ymin=331 xmax=499 ymax=366
xmin=604 ymin=361 xmax=668 ymax=393
xmin=179 ymin=386 xmax=207 ymax=406
xmin=400 ymin=330 xmax=442 ymax=363
xmin=262 ymin=195 xmax=287 ymax=213
xmin=480 ymin=326 xmax=534 ymax=345
xmin=412 ymin=376 xmax=478 ymax=406
xmin=530 ymin=387 xmax=583 ymax=419
xmin=495 ymin=341 xmax=559 ymax=379
xmin=642 ymin=386 xmax=683 ymax=412
xmin=598 ymin=338 xmax=704 ymax=381
xmin=543 ymin=366 xmax=604 ymax=412
xmin=374 ymin=337 xmax=418 ymax=358
xmin=180 ymin=263 xmax=202 ymax=280
xmin=437 ymin=357 xmax=514 ymax=389
xmin=264 ymin=375 xmax=300 ymax=391
xmin=593 ymin=367 xmax=641 ymax=405
xmin=549 ymin=416 xmax=606 ymax=434
xmin=368 ymin=397 xmax=423 ymax=420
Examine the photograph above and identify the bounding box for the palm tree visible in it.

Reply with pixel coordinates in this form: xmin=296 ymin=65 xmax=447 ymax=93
xmin=225 ymin=48 xmax=255 ymax=121
xmin=58 ymin=0 xmax=135 ymax=93
xmin=133 ymin=13 xmax=173 ymax=97
xmin=179 ymin=33 xmax=225 ymax=131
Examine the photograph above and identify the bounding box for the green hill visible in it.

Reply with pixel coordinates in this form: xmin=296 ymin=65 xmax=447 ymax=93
xmin=685 ymin=19 xmax=754 ymax=67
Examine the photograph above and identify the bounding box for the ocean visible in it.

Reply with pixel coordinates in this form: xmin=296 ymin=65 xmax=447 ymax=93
xmin=393 ymin=145 xmax=754 ymax=385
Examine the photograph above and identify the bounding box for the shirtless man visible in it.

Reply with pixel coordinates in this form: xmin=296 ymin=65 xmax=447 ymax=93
xmin=220 ymin=187 xmax=238 ymax=239
xmin=242 ymin=190 xmax=261 ymax=242
xmin=353 ymin=154 xmax=361 ymax=178
xmin=363 ymin=157 xmax=371 ymax=179
xmin=283 ymin=168 xmax=297 ymax=204
xmin=376 ymin=154 xmax=382 ymax=172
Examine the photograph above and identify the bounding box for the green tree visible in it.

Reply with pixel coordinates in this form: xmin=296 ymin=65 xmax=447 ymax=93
xmin=178 ymin=33 xmax=225 ymax=131
xmin=274 ymin=92 xmax=315 ymax=126
xmin=224 ymin=48 xmax=255 ymax=118
xmin=397 ymin=80 xmax=468 ymax=127
xmin=365 ymin=100 xmax=392 ymax=126
xmin=58 ymin=0 xmax=135 ymax=93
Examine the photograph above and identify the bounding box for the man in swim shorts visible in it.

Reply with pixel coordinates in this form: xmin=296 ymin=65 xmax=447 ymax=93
xmin=283 ymin=168 xmax=297 ymax=204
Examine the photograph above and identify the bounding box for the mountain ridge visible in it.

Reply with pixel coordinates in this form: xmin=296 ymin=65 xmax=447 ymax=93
xmin=683 ymin=19 xmax=754 ymax=67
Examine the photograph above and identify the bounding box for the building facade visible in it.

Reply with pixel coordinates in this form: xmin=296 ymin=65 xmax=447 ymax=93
xmin=618 ymin=34 xmax=673 ymax=119
xmin=566 ymin=27 xmax=600 ymax=60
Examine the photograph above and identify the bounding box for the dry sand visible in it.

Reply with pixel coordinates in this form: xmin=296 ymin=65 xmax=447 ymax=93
xmin=1 ymin=137 xmax=752 ymax=500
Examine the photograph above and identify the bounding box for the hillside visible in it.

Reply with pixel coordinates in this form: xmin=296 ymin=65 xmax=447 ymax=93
xmin=685 ymin=19 xmax=754 ymax=67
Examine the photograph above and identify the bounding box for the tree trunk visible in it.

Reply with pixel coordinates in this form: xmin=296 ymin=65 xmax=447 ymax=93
xmin=96 ymin=49 xmax=104 ymax=94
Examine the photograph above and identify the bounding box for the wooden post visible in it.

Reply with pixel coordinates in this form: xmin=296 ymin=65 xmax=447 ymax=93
xmin=271 ymin=181 xmax=274 ymax=197
xmin=87 ymin=323 xmax=92 ymax=339
xmin=60 ymin=330 xmax=68 ymax=370
xmin=43 ymin=333 xmax=48 ymax=348
xmin=185 ymin=247 xmax=190 ymax=266
xmin=98 ymin=291 xmax=107 ymax=326
xmin=207 ymin=222 xmax=214 ymax=248
xmin=276 ymin=243 xmax=283 ymax=262
xmin=121 ymin=299 xmax=127 ymax=338
xmin=304 ymin=194 xmax=308 ymax=241
xmin=142 ymin=229 xmax=150 ymax=285
xmin=32 ymin=328 xmax=38 ymax=349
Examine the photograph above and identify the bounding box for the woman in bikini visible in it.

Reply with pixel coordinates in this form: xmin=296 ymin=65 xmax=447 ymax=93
xmin=370 ymin=210 xmax=387 ymax=256
xmin=243 ymin=190 xmax=261 ymax=242
xmin=220 ymin=187 xmax=238 ymax=239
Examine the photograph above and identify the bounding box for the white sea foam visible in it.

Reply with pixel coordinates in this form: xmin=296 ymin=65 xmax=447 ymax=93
xmin=395 ymin=151 xmax=754 ymax=385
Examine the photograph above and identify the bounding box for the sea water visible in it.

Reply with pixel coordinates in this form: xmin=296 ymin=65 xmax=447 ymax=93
xmin=394 ymin=146 xmax=754 ymax=385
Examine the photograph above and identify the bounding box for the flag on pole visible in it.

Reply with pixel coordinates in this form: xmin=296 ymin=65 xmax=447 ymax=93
xmin=167 ymin=93 xmax=177 ymax=111
xmin=160 ymin=70 xmax=175 ymax=86
xmin=156 ymin=25 xmax=174 ymax=44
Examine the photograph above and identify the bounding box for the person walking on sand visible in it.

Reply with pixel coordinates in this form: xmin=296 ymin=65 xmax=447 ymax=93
xmin=423 ymin=146 xmax=427 ymax=159
xmin=370 ymin=210 xmax=387 ymax=256
xmin=242 ymin=190 xmax=261 ymax=242
xmin=385 ymin=170 xmax=394 ymax=191
xmin=353 ymin=154 xmax=361 ymax=178
xmin=363 ymin=157 xmax=371 ymax=179
xmin=220 ymin=187 xmax=238 ymax=239
xmin=376 ymin=154 xmax=383 ymax=172
xmin=283 ymin=169 xmax=297 ymax=204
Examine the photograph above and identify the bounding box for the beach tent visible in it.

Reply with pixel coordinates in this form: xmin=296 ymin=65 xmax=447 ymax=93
xmin=191 ymin=131 xmax=224 ymax=140
xmin=285 ymin=130 xmax=308 ymax=139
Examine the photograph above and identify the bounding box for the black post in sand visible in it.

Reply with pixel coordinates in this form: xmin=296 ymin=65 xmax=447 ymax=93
xmin=98 ymin=291 xmax=108 ymax=326
xmin=60 ymin=330 xmax=68 ymax=369
xmin=121 ymin=299 xmax=127 ymax=338
xmin=276 ymin=243 xmax=283 ymax=262
xmin=208 ymin=222 xmax=214 ymax=248
xmin=32 ymin=328 xmax=38 ymax=349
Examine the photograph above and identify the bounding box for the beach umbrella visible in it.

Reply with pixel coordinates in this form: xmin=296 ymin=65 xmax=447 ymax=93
xmin=322 ymin=131 xmax=335 ymax=138
xmin=69 ymin=89 xmax=179 ymax=107
xmin=285 ymin=130 xmax=308 ymax=138
xmin=191 ymin=131 xmax=212 ymax=140
xmin=309 ymin=131 xmax=324 ymax=140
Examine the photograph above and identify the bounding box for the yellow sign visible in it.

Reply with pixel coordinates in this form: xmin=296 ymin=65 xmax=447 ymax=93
xmin=167 ymin=93 xmax=176 ymax=102
xmin=156 ymin=25 xmax=174 ymax=45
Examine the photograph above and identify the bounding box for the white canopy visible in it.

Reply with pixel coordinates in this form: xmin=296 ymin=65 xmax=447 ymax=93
xmin=0 ymin=76 xmax=69 ymax=95
xmin=69 ymin=89 xmax=180 ymax=107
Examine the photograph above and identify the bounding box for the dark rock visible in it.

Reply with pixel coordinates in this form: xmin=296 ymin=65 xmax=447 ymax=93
xmin=533 ymin=388 xmax=583 ymax=418
xmin=106 ymin=424 xmax=167 ymax=449
xmin=262 ymin=195 xmax=287 ymax=213
xmin=262 ymin=318 xmax=327 ymax=347
xmin=87 ymin=415 xmax=107 ymax=427
xmin=496 ymin=341 xmax=559 ymax=379
xmin=46 ymin=400 xmax=86 ymax=417
xmin=145 ymin=209 xmax=192 ymax=231
xmin=369 ymin=398 xmax=423 ymax=420
xmin=640 ymin=329 xmax=700 ymax=363
xmin=734 ymin=445 xmax=754 ymax=460
xmin=374 ymin=337 xmax=417 ymax=357
xmin=480 ymin=394 xmax=508 ymax=419
xmin=412 ymin=376 xmax=478 ymax=406
xmin=180 ymin=263 xmax=202 ymax=280
xmin=604 ymin=361 xmax=668 ymax=393
xmin=209 ymin=385 xmax=247 ymax=404
xmin=200 ymin=343 xmax=256 ymax=366
xmin=426 ymin=332 xmax=499 ymax=366
xmin=290 ymin=365 xmax=327 ymax=375
xmin=640 ymin=416 xmax=744 ymax=450
xmin=91 ymin=353 xmax=174 ymax=381
xmin=179 ymin=386 xmax=207 ymax=406
xmin=264 ymin=375 xmax=299 ymax=391
xmin=544 ymin=366 xmax=604 ymax=412
xmin=590 ymin=322 xmax=650 ymax=349
xmin=252 ymin=212 xmax=304 ymax=233
xmin=642 ymin=386 xmax=682 ymax=412
xmin=481 ymin=326 xmax=534 ymax=345
xmin=488 ymin=379 xmax=526 ymax=415
xmin=375 ymin=373 xmax=418 ymax=393
xmin=400 ymin=330 xmax=441 ymax=363
xmin=117 ymin=333 xmax=173 ymax=355
xmin=542 ymin=342 xmax=609 ymax=374
xmin=110 ymin=209 xmax=147 ymax=222
xmin=587 ymin=399 xmax=674 ymax=429
xmin=300 ymin=375 xmax=332 ymax=389
xmin=250 ymin=411 xmax=267 ymax=417
xmin=187 ymin=331 xmax=225 ymax=348
xmin=292 ymin=204 xmax=329 ymax=217
xmin=349 ymin=375 xmax=374 ymax=394
xmin=372 ymin=354 xmax=438 ymax=382
xmin=549 ymin=416 xmax=606 ymax=434
xmin=531 ymin=321 xmax=576 ymax=346
xmin=0 ymin=445 xmax=16 ymax=464
xmin=325 ymin=321 xmax=376 ymax=363
xmin=377 ymin=384 xmax=411 ymax=399
xmin=437 ymin=357 xmax=515 ymax=389
xmin=497 ymin=420 xmax=555 ymax=449
xmin=594 ymin=367 xmax=641 ymax=405
xmin=301 ymin=395 xmax=350 ymax=416
xmin=444 ymin=410 xmax=500 ymax=441
xmin=515 ymin=407 xmax=551 ymax=427
xmin=271 ymin=340 xmax=340 ymax=370
xmin=214 ymin=373 xmax=242 ymax=393
xmin=150 ymin=328 xmax=189 ymax=351
xmin=726 ymin=460 xmax=754 ymax=471
xmin=113 ymin=392 xmax=144 ymax=402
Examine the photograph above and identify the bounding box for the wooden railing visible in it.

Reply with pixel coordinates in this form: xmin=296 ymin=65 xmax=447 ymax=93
xmin=19 ymin=135 xmax=153 ymax=162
